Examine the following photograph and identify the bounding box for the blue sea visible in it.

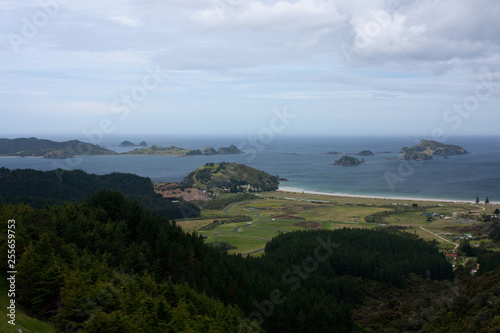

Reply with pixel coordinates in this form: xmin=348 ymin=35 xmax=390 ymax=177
xmin=1 ymin=135 xmax=499 ymax=202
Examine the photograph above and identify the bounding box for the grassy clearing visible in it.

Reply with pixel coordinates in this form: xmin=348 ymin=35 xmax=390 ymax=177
xmin=176 ymin=219 xmax=215 ymax=232
xmin=206 ymin=236 xmax=268 ymax=256
xmin=190 ymin=191 xmax=500 ymax=255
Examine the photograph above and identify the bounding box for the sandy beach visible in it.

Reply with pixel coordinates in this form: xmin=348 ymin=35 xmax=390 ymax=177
xmin=278 ymin=186 xmax=500 ymax=205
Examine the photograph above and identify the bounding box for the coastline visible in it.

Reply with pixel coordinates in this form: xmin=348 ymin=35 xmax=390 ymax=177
xmin=278 ymin=185 xmax=500 ymax=205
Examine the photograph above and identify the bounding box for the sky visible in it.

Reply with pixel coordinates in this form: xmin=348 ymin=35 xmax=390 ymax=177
xmin=1 ymin=0 xmax=499 ymax=139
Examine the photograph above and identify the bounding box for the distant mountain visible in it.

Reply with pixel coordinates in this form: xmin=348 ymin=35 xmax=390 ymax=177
xmin=0 ymin=137 xmax=116 ymax=158
xmin=401 ymin=140 xmax=469 ymax=160
xmin=181 ymin=162 xmax=279 ymax=193
xmin=119 ymin=140 xmax=148 ymax=147
xmin=124 ymin=144 xmax=243 ymax=156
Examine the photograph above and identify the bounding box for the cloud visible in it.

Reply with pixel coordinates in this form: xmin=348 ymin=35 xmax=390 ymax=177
xmin=192 ymin=0 xmax=346 ymax=29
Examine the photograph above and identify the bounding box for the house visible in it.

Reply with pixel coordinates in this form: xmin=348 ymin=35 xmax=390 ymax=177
xmin=463 ymin=233 xmax=473 ymax=239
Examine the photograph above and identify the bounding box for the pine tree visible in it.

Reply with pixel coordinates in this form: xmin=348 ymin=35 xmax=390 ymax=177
xmin=485 ymin=197 xmax=490 ymax=204
xmin=476 ymin=196 xmax=480 ymax=204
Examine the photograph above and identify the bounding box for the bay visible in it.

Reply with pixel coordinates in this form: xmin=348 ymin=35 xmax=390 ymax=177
xmin=1 ymin=135 xmax=499 ymax=202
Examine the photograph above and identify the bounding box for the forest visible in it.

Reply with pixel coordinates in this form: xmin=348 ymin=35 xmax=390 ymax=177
xmin=0 ymin=167 xmax=199 ymax=219
xmin=2 ymin=188 xmax=498 ymax=332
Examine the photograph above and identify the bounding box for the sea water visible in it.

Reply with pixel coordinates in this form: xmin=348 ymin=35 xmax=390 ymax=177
xmin=1 ymin=135 xmax=499 ymax=202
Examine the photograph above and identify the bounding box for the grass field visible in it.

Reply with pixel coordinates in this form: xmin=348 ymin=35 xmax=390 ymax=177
xmin=177 ymin=191 xmax=500 ymax=256
xmin=0 ymin=279 xmax=55 ymax=333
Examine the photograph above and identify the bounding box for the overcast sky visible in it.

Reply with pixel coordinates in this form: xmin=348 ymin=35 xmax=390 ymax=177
xmin=1 ymin=0 xmax=499 ymax=139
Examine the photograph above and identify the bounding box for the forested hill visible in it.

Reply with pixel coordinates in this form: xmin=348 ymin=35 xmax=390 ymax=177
xmin=182 ymin=162 xmax=279 ymax=192
xmin=0 ymin=168 xmax=199 ymax=219
xmin=0 ymin=137 xmax=116 ymax=158
xmin=0 ymin=190 xmax=466 ymax=332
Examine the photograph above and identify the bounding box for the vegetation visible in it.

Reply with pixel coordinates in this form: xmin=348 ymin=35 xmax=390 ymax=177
xmin=357 ymin=150 xmax=374 ymax=156
xmin=402 ymin=139 xmax=468 ymax=160
xmin=124 ymin=144 xmax=243 ymax=156
xmin=1 ymin=167 xmax=499 ymax=332
xmin=0 ymin=168 xmax=199 ymax=219
xmin=0 ymin=137 xmax=116 ymax=158
xmin=0 ymin=190 xmax=456 ymax=332
xmin=119 ymin=140 xmax=147 ymax=147
xmin=182 ymin=162 xmax=279 ymax=193
xmin=333 ymin=156 xmax=362 ymax=166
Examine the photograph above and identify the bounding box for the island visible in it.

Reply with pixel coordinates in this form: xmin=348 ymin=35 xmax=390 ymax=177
xmin=358 ymin=150 xmax=374 ymax=156
xmin=119 ymin=140 xmax=148 ymax=147
xmin=0 ymin=138 xmax=244 ymax=158
xmin=401 ymin=140 xmax=469 ymax=160
xmin=181 ymin=162 xmax=279 ymax=193
xmin=326 ymin=151 xmax=341 ymax=155
xmin=333 ymin=155 xmax=363 ymax=166
xmin=0 ymin=137 xmax=117 ymax=158
xmin=124 ymin=144 xmax=243 ymax=156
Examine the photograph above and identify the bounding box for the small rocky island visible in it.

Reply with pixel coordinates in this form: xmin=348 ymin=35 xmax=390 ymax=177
xmin=358 ymin=150 xmax=374 ymax=156
xmin=326 ymin=151 xmax=341 ymax=155
xmin=119 ymin=140 xmax=148 ymax=147
xmin=333 ymin=155 xmax=363 ymax=166
xmin=401 ymin=140 xmax=469 ymax=160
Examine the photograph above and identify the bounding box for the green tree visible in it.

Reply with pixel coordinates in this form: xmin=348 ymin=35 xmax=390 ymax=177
xmin=485 ymin=196 xmax=490 ymax=204
xmin=475 ymin=196 xmax=480 ymax=204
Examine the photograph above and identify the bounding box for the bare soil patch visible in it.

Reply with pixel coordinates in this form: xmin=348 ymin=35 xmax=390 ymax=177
xmin=154 ymin=182 xmax=207 ymax=201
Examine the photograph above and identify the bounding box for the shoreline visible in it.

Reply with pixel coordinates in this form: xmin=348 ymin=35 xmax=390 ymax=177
xmin=278 ymin=186 xmax=500 ymax=205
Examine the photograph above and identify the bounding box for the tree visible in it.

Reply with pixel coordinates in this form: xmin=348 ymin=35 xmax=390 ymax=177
xmin=475 ymin=196 xmax=480 ymax=204
xmin=485 ymin=197 xmax=490 ymax=204
xmin=495 ymin=208 xmax=500 ymax=215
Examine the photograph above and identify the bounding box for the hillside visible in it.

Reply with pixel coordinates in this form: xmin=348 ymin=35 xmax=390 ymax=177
xmin=0 ymin=137 xmax=116 ymax=158
xmin=124 ymin=144 xmax=243 ymax=156
xmin=0 ymin=168 xmax=199 ymax=219
xmin=402 ymin=140 xmax=469 ymax=160
xmin=0 ymin=192 xmax=459 ymax=333
xmin=181 ymin=162 xmax=279 ymax=192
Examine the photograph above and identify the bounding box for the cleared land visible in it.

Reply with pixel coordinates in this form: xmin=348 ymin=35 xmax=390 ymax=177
xmin=177 ymin=191 xmax=500 ymax=256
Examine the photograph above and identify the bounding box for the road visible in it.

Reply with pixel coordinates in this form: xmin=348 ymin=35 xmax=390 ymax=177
xmin=420 ymin=226 xmax=459 ymax=252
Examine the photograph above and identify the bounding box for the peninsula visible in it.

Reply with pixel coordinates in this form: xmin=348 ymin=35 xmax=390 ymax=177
xmin=0 ymin=137 xmax=116 ymax=158
xmin=401 ymin=140 xmax=469 ymax=160
xmin=0 ymin=138 xmax=244 ymax=158
xmin=123 ymin=144 xmax=243 ymax=156
xmin=181 ymin=162 xmax=279 ymax=193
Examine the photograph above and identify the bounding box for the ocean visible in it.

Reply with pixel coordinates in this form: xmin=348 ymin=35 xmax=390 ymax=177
xmin=1 ymin=135 xmax=499 ymax=202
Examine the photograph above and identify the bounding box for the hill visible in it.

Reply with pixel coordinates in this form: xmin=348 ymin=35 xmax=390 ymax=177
xmin=402 ymin=140 xmax=469 ymax=160
xmin=0 ymin=137 xmax=116 ymax=158
xmin=181 ymin=162 xmax=279 ymax=193
xmin=0 ymin=168 xmax=199 ymax=219
xmin=124 ymin=144 xmax=243 ymax=156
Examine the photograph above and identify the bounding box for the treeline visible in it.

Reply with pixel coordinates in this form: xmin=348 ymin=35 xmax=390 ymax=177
xmin=0 ymin=168 xmax=199 ymax=219
xmin=0 ymin=190 xmax=455 ymax=332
